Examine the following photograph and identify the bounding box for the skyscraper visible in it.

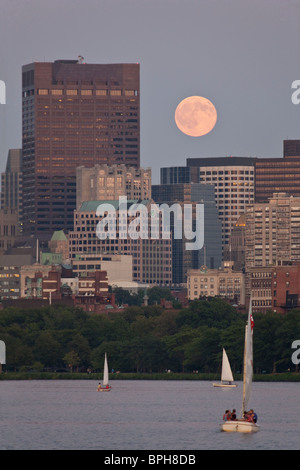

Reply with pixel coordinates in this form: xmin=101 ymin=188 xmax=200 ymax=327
xmin=245 ymin=192 xmax=300 ymax=269
xmin=244 ymin=192 xmax=300 ymax=302
xmin=186 ymin=157 xmax=256 ymax=248
xmin=22 ymin=59 xmax=140 ymax=237
xmin=152 ymin=183 xmax=222 ymax=284
xmin=69 ymin=199 xmax=172 ymax=286
xmin=0 ymin=149 xmax=22 ymax=249
xmin=1 ymin=149 xmax=22 ymax=214
xmin=76 ymin=164 xmax=151 ymax=209
xmin=255 ymin=140 xmax=300 ymax=202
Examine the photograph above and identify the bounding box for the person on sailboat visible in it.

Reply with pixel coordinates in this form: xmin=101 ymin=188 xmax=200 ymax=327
xmin=223 ymin=410 xmax=231 ymax=421
xmin=249 ymin=409 xmax=257 ymax=423
xmin=231 ymin=409 xmax=237 ymax=420
xmin=97 ymin=382 xmax=102 ymax=391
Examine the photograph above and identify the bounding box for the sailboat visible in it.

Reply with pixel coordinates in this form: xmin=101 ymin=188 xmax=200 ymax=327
xmin=97 ymin=353 xmax=112 ymax=392
xmin=220 ymin=300 xmax=260 ymax=433
xmin=213 ymin=348 xmax=237 ymax=388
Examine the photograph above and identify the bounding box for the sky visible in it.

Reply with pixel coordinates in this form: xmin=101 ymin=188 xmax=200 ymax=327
xmin=1 ymin=0 xmax=300 ymax=183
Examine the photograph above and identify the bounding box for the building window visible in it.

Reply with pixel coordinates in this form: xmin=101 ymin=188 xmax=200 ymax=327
xmin=96 ymin=90 xmax=107 ymax=96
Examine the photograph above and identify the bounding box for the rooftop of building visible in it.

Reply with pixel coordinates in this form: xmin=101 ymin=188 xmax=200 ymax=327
xmin=186 ymin=156 xmax=257 ymax=167
xmin=78 ymin=199 xmax=151 ymax=212
xmin=50 ymin=230 xmax=68 ymax=241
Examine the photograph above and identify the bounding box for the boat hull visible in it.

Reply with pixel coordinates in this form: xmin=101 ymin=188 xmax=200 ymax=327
xmin=213 ymin=383 xmax=237 ymax=388
xmin=220 ymin=420 xmax=259 ymax=433
xmin=97 ymin=386 xmax=111 ymax=392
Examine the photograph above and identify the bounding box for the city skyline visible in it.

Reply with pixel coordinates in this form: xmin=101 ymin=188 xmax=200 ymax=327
xmin=1 ymin=0 xmax=300 ymax=184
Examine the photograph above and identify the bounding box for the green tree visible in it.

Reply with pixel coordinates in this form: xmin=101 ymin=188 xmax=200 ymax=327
xmin=147 ymin=286 xmax=174 ymax=305
xmin=274 ymin=311 xmax=300 ymax=372
xmin=63 ymin=351 xmax=80 ymax=372
xmin=163 ymin=327 xmax=198 ymax=372
xmin=113 ymin=287 xmax=142 ymax=306
xmin=128 ymin=336 xmax=168 ymax=372
xmin=34 ymin=331 xmax=62 ymax=368
xmin=184 ymin=326 xmax=221 ymax=372
xmin=253 ymin=313 xmax=282 ymax=373
xmin=68 ymin=333 xmax=91 ymax=368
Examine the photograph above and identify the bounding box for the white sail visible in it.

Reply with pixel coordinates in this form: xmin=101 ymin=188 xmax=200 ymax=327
xmin=103 ymin=353 xmax=109 ymax=386
xmin=220 ymin=298 xmax=259 ymax=432
xmin=242 ymin=301 xmax=254 ymax=416
xmin=221 ymin=348 xmax=234 ymax=383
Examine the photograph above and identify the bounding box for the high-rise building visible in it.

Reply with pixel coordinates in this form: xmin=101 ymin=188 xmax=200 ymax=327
xmin=255 ymin=140 xmax=300 ymax=202
xmin=186 ymin=157 xmax=256 ymax=248
xmin=1 ymin=149 xmax=22 ymax=212
xmin=1 ymin=149 xmax=23 ymax=238
xmin=0 ymin=210 xmax=18 ymax=254
xmin=76 ymin=164 xmax=151 ymax=209
xmin=224 ymin=214 xmax=246 ymax=271
xmin=152 ymin=183 xmax=222 ymax=284
xmin=244 ymin=192 xmax=300 ymax=300
xmin=245 ymin=192 xmax=300 ymax=270
xmin=22 ymin=59 xmax=140 ymax=237
xmin=0 ymin=253 xmax=34 ymax=299
xmin=69 ymin=199 xmax=172 ymax=286
xmin=160 ymin=166 xmax=191 ymax=185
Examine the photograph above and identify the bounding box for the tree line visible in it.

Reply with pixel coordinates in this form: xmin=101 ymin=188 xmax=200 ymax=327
xmin=0 ymin=297 xmax=300 ymax=374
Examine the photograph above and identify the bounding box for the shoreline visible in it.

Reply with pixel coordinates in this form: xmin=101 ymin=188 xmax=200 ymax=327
xmin=1 ymin=372 xmax=300 ymax=382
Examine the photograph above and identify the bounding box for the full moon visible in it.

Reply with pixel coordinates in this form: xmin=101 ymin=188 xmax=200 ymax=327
xmin=175 ymin=96 xmax=217 ymax=137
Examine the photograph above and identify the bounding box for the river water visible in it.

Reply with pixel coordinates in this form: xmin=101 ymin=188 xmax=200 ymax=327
xmin=0 ymin=379 xmax=299 ymax=450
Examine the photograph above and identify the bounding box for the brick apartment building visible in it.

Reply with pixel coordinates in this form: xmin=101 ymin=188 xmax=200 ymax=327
xmin=249 ymin=262 xmax=300 ymax=314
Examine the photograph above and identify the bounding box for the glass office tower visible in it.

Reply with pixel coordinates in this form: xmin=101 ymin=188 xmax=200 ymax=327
xmin=22 ymin=59 xmax=140 ymax=237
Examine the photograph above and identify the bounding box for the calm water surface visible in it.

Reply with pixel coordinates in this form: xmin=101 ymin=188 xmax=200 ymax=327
xmin=0 ymin=379 xmax=299 ymax=450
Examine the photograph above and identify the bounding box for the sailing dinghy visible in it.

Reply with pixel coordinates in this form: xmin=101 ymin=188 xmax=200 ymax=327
xmin=97 ymin=353 xmax=112 ymax=392
xmin=213 ymin=348 xmax=237 ymax=388
xmin=220 ymin=300 xmax=259 ymax=433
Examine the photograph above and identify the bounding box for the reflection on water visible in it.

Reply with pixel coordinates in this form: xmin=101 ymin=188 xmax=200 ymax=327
xmin=0 ymin=380 xmax=300 ymax=450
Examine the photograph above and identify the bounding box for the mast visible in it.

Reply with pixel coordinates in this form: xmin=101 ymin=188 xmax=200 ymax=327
xmin=241 ymin=298 xmax=254 ymax=417
xmin=241 ymin=323 xmax=248 ymax=417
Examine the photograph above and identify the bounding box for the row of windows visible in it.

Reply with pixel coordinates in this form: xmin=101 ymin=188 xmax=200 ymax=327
xmin=37 ymin=89 xmax=138 ymax=97
xmin=200 ymin=170 xmax=254 ymax=175
xmin=251 ymin=271 xmax=291 ymax=278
